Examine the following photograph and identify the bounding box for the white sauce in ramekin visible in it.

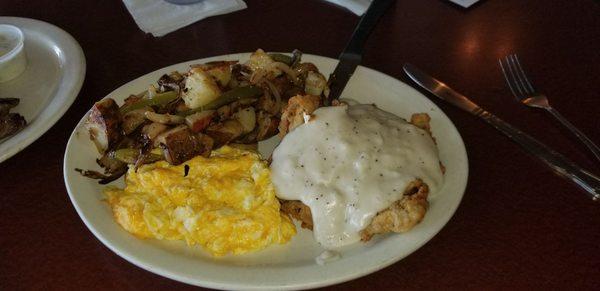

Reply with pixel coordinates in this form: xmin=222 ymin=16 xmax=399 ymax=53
xmin=271 ymin=104 xmax=443 ymax=249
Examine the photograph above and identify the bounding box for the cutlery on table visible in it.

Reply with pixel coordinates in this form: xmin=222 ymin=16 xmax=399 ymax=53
xmin=403 ymin=63 xmax=600 ymax=201
xmin=326 ymin=0 xmax=395 ymax=105
xmin=499 ymin=54 xmax=600 ymax=163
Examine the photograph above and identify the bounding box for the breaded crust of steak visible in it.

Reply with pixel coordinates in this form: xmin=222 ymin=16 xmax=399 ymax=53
xmin=280 ymin=200 xmax=314 ymax=230
xmin=359 ymin=180 xmax=428 ymax=241
xmin=279 ymin=180 xmax=429 ymax=241
xmin=410 ymin=113 xmax=445 ymax=174
xmin=278 ymin=94 xmax=321 ymax=137
xmin=410 ymin=113 xmax=432 ymax=135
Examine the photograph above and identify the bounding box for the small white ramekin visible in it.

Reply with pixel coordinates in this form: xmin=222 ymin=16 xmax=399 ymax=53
xmin=0 ymin=24 xmax=27 ymax=83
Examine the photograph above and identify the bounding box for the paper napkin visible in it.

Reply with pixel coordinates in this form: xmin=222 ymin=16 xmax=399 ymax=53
xmin=325 ymin=0 xmax=479 ymax=15
xmin=122 ymin=0 xmax=247 ymax=37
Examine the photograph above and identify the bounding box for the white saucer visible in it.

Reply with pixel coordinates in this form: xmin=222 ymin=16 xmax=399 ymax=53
xmin=0 ymin=17 xmax=85 ymax=162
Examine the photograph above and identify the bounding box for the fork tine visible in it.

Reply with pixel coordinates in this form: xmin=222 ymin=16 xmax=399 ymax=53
xmin=503 ymin=55 xmax=528 ymax=100
xmin=506 ymin=55 xmax=528 ymax=97
xmin=499 ymin=57 xmax=523 ymax=101
xmin=512 ymin=54 xmax=536 ymax=94
xmin=507 ymin=54 xmax=533 ymax=96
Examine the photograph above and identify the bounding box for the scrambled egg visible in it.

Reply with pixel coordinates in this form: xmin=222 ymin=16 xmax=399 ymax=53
xmin=104 ymin=146 xmax=296 ymax=256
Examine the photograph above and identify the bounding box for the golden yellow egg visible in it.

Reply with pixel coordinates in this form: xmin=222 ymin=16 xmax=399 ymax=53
xmin=104 ymin=146 xmax=296 ymax=256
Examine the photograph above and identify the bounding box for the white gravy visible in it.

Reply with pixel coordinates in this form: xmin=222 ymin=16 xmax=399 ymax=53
xmin=271 ymin=104 xmax=444 ymax=249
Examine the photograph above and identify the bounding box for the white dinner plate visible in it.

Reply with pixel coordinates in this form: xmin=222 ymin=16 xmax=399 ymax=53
xmin=0 ymin=17 xmax=85 ymax=162
xmin=63 ymin=53 xmax=468 ymax=290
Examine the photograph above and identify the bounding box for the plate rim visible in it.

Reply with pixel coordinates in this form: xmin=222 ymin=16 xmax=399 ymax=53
xmin=0 ymin=16 xmax=86 ymax=163
xmin=63 ymin=53 xmax=468 ymax=290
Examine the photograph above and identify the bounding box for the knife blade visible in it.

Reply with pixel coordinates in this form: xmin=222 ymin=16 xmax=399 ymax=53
xmin=403 ymin=63 xmax=600 ymax=201
xmin=326 ymin=0 xmax=395 ymax=105
xmin=402 ymin=63 xmax=482 ymax=114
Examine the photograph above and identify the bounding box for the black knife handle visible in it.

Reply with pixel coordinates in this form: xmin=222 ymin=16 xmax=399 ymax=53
xmin=326 ymin=0 xmax=396 ymax=105
xmin=343 ymin=0 xmax=396 ymax=56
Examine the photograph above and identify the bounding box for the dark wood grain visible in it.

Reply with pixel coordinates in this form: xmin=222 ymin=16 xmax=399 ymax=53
xmin=1 ymin=0 xmax=599 ymax=289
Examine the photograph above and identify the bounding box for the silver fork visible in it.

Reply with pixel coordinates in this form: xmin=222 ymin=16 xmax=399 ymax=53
xmin=499 ymin=54 xmax=600 ymax=163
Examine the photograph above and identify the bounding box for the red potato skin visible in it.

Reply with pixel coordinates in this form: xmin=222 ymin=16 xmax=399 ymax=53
xmin=205 ymin=119 xmax=245 ymax=146
xmin=86 ymin=98 xmax=122 ymax=153
xmin=186 ymin=111 xmax=216 ymax=133
xmin=158 ymin=126 xmax=214 ymax=165
xmin=190 ymin=119 xmax=211 ymax=133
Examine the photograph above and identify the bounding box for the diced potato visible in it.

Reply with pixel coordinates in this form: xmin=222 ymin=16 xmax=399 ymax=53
xmin=185 ymin=110 xmax=215 ymax=133
xmin=205 ymin=65 xmax=232 ymax=87
xmin=142 ymin=122 xmax=168 ymax=143
xmin=144 ymin=111 xmax=185 ymax=125
xmin=257 ymin=111 xmax=279 ymax=140
xmin=205 ymin=119 xmax=245 ymax=145
xmin=304 ymin=71 xmax=328 ymax=96
xmin=233 ymin=107 xmax=256 ymax=134
xmin=191 ymin=61 xmax=236 ymax=87
xmin=156 ymin=125 xmax=213 ymax=165
xmin=246 ymin=49 xmax=281 ymax=76
xmin=86 ymin=98 xmax=121 ymax=154
xmin=183 ymin=69 xmax=222 ymax=109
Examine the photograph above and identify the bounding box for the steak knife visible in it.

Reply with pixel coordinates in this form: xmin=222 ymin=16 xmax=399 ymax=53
xmin=326 ymin=0 xmax=395 ymax=105
xmin=403 ymin=63 xmax=600 ymax=201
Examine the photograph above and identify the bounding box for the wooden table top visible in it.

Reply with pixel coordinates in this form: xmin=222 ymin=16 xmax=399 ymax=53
xmin=1 ymin=0 xmax=599 ymax=289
